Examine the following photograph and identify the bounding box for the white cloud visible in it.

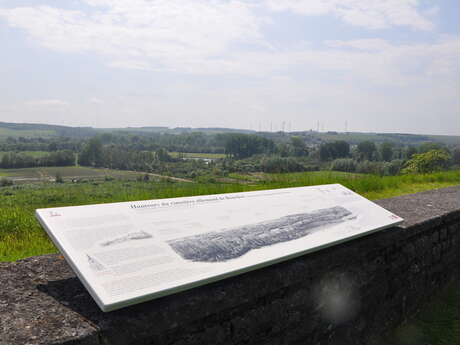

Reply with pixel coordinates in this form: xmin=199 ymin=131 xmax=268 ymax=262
xmin=26 ymin=99 xmax=69 ymax=106
xmin=0 ymin=1 xmax=263 ymax=73
xmin=89 ymin=97 xmax=104 ymax=104
xmin=0 ymin=0 xmax=438 ymax=77
xmin=265 ymin=0 xmax=434 ymax=31
xmin=0 ymin=1 xmax=457 ymax=84
xmin=0 ymin=1 xmax=459 ymax=135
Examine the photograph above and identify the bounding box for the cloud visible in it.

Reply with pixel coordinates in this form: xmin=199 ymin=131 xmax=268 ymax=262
xmin=26 ymin=99 xmax=69 ymax=106
xmin=0 ymin=1 xmax=263 ymax=73
xmin=0 ymin=1 xmax=457 ymax=86
xmin=89 ymin=97 xmax=104 ymax=104
xmin=0 ymin=0 xmax=438 ymax=77
xmin=265 ymin=0 xmax=434 ymax=31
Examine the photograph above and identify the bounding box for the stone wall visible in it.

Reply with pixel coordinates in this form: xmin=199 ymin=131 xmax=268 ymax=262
xmin=1 ymin=186 xmax=460 ymax=345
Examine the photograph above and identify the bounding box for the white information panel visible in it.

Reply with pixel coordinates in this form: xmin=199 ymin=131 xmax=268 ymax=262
xmin=36 ymin=184 xmax=403 ymax=312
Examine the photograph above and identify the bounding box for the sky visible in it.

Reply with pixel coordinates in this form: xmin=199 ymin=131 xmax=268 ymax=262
xmin=0 ymin=0 xmax=459 ymax=135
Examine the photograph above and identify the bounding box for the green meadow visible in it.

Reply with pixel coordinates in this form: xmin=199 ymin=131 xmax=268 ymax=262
xmin=0 ymin=166 xmax=147 ymax=181
xmin=1 ymin=170 xmax=460 ymax=262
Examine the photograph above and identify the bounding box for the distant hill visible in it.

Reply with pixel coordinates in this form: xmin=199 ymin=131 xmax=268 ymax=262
xmin=311 ymin=131 xmax=460 ymax=146
xmin=0 ymin=122 xmax=255 ymax=139
xmin=0 ymin=122 xmax=96 ymax=138
xmin=0 ymin=121 xmax=459 ymax=146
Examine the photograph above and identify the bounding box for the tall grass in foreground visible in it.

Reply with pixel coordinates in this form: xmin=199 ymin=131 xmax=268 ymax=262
xmin=1 ymin=170 xmax=460 ymax=262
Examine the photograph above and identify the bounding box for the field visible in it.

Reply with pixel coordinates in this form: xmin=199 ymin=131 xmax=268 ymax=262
xmin=2 ymin=169 xmax=460 ymax=262
xmin=0 ymin=166 xmax=149 ymax=182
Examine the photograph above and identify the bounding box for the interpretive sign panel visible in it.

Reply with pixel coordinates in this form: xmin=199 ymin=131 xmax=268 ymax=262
xmin=36 ymin=184 xmax=403 ymax=312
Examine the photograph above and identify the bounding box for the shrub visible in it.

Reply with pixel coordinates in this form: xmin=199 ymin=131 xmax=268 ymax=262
xmin=0 ymin=178 xmax=13 ymax=187
xmin=55 ymin=173 xmax=64 ymax=183
xmin=356 ymin=161 xmax=385 ymax=175
xmin=331 ymin=158 xmax=356 ymax=173
xmin=387 ymin=159 xmax=404 ymax=176
xmin=402 ymin=150 xmax=452 ymax=174
xmin=260 ymin=157 xmax=305 ymax=173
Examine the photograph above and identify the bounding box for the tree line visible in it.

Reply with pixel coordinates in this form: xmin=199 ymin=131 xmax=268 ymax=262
xmin=1 ymin=132 xmax=460 ymax=177
xmin=0 ymin=151 xmax=75 ymax=169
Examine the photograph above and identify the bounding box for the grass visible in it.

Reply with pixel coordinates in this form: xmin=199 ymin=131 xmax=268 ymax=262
xmin=0 ymin=166 xmax=146 ymax=180
xmin=380 ymin=280 xmax=460 ymax=345
xmin=1 ymin=169 xmax=460 ymax=262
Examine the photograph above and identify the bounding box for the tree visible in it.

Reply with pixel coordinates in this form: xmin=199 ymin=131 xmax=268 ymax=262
xmin=55 ymin=172 xmax=64 ymax=183
xmin=452 ymin=147 xmax=460 ymax=166
xmin=223 ymin=134 xmax=275 ymax=159
xmin=405 ymin=146 xmax=418 ymax=160
xmin=357 ymin=141 xmax=377 ymax=161
xmin=319 ymin=141 xmax=350 ymax=161
xmin=380 ymin=142 xmax=394 ymax=162
xmin=332 ymin=141 xmax=350 ymax=158
xmin=156 ymin=148 xmax=173 ymax=162
xmin=402 ymin=149 xmax=452 ymax=174
xmin=79 ymin=137 xmax=103 ymax=167
xmin=331 ymin=158 xmax=356 ymax=172
xmin=290 ymin=137 xmax=308 ymax=157
xmin=418 ymin=142 xmax=445 ymax=153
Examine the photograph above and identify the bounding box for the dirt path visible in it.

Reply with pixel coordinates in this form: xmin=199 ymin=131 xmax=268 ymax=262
xmin=98 ymin=168 xmax=194 ymax=183
xmin=145 ymin=172 xmax=194 ymax=183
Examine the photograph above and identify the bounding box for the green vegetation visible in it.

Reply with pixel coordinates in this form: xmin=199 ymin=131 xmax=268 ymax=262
xmin=0 ymin=151 xmax=49 ymax=158
xmin=0 ymin=150 xmax=75 ymax=168
xmin=0 ymin=166 xmax=148 ymax=181
xmin=2 ymin=170 xmax=460 ymax=262
xmin=402 ymin=149 xmax=452 ymax=174
xmin=0 ymin=127 xmax=56 ymax=139
xmin=380 ymin=280 xmax=460 ymax=345
xmin=169 ymin=152 xmax=226 ymax=159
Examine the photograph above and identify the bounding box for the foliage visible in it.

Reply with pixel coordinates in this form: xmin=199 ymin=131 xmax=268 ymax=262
xmin=386 ymin=160 xmax=405 ymax=176
xmin=260 ymin=156 xmax=308 ymax=173
xmin=418 ymin=141 xmax=446 ymax=153
xmin=79 ymin=137 xmax=103 ymax=167
xmin=379 ymin=142 xmax=394 ymax=162
xmin=452 ymin=147 xmax=460 ymax=166
xmin=355 ymin=161 xmax=381 ymax=175
xmin=0 ymin=178 xmax=13 ymax=187
xmin=331 ymin=158 xmax=357 ymax=173
xmin=290 ymin=136 xmax=309 ymax=157
xmin=405 ymin=146 xmax=418 ymax=160
xmin=319 ymin=141 xmax=350 ymax=161
xmin=222 ymin=133 xmax=276 ymax=159
xmin=357 ymin=141 xmax=377 ymax=161
xmin=0 ymin=150 xmax=75 ymax=169
xmin=402 ymin=149 xmax=452 ymax=174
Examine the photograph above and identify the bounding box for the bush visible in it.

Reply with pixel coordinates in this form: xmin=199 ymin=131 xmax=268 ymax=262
xmin=331 ymin=159 xmax=356 ymax=173
xmin=387 ymin=159 xmax=404 ymax=176
xmin=0 ymin=178 xmax=13 ymax=187
xmin=402 ymin=150 xmax=452 ymax=174
xmin=55 ymin=172 xmax=64 ymax=183
xmin=356 ymin=161 xmax=385 ymax=175
xmin=260 ymin=157 xmax=306 ymax=173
